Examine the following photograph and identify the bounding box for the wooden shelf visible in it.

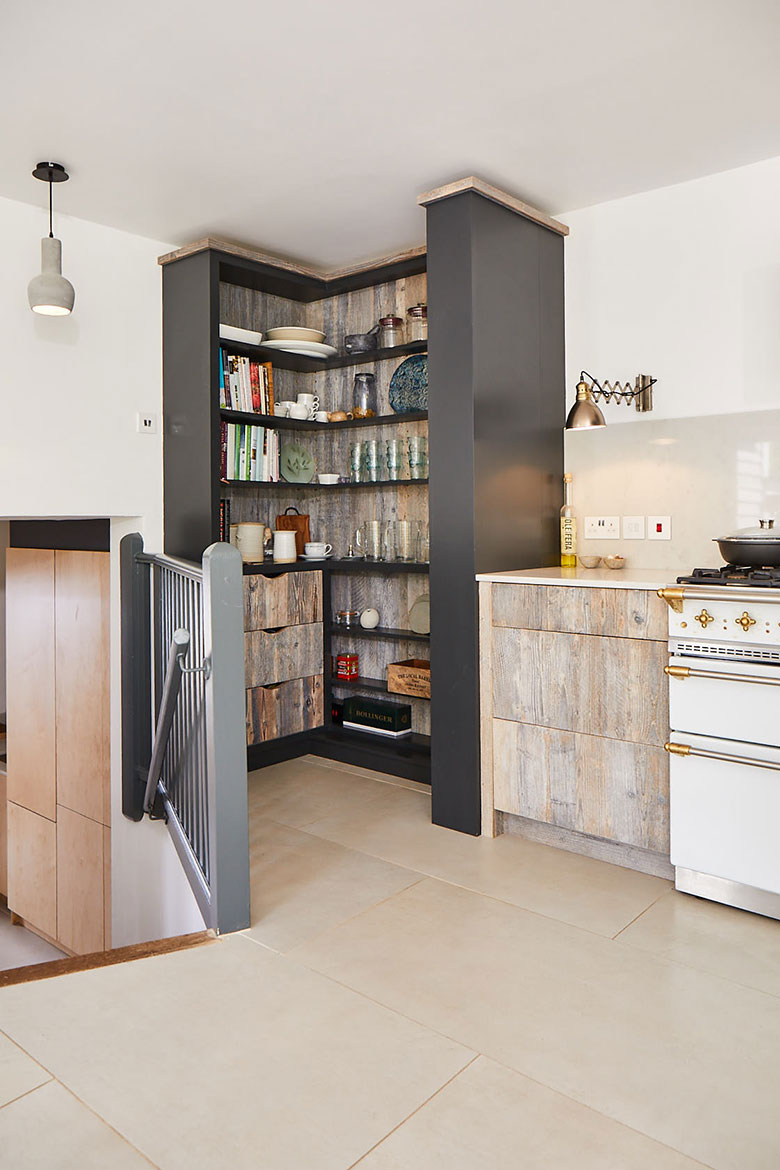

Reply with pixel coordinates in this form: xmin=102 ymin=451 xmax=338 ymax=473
xmin=330 ymin=675 xmax=430 ymax=701
xmin=329 ymin=623 xmax=429 ymax=643
xmin=309 ymin=726 xmax=431 ymax=784
xmin=222 ymin=478 xmax=429 ymax=490
xmin=219 ymin=338 xmax=427 ymax=373
xmin=330 ymin=560 xmax=429 ymax=575
xmin=219 ymin=408 xmax=428 ymax=431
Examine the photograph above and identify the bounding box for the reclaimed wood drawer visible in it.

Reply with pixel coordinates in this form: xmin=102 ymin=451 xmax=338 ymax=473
xmin=244 ymin=622 xmax=323 ymax=688
xmin=491 ymin=626 xmax=668 ymax=745
xmin=492 ymin=718 xmax=669 ymax=852
xmin=491 ymin=583 xmax=666 ymax=641
xmin=243 ymin=571 xmax=322 ymax=631
xmin=246 ymin=675 xmax=323 ymax=744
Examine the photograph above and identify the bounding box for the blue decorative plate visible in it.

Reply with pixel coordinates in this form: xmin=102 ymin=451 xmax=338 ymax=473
xmin=389 ymin=354 xmax=428 ymax=413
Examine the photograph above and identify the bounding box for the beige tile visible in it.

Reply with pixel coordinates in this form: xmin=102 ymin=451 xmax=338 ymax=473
xmin=304 ymin=755 xmax=430 ymax=793
xmin=0 ymin=1080 xmax=153 ymax=1169
xmin=247 ymin=757 xmax=394 ymax=829
xmin=292 ymin=878 xmax=780 ymax=1170
xmin=0 ymin=935 xmax=472 ymax=1170
xmin=617 ymin=889 xmax=780 ymax=998
xmin=247 ymin=818 xmax=420 ymax=951
xmin=357 ymin=1056 xmax=705 ymax=1170
xmin=305 ymin=782 xmax=669 ymax=937
xmin=0 ymin=1030 xmax=50 ymax=1108
xmin=0 ymin=907 xmax=66 ymax=970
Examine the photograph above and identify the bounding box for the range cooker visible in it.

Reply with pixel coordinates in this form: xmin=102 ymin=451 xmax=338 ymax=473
xmin=658 ymin=567 xmax=780 ymax=918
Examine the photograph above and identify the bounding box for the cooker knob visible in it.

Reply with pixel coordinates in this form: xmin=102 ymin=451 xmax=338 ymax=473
xmin=694 ymin=609 xmax=715 ymax=628
xmin=735 ymin=611 xmax=757 ymax=632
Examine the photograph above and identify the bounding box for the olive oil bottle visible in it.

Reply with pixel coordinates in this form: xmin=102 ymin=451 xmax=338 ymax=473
xmin=560 ymin=473 xmax=577 ymax=567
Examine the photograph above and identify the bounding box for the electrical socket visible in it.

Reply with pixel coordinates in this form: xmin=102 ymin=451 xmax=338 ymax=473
xmin=584 ymin=516 xmax=620 ymax=540
xmin=647 ymin=515 xmax=672 ymax=540
xmin=622 ymin=516 xmax=645 ymax=540
xmin=136 ymin=412 xmax=157 ymax=435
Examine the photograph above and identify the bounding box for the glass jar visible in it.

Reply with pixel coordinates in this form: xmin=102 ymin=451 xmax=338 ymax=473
xmin=379 ymin=315 xmax=404 ymax=348
xmin=407 ymin=303 xmax=427 ymax=342
xmin=352 ymin=372 xmax=377 ymax=419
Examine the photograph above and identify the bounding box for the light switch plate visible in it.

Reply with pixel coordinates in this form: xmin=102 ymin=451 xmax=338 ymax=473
xmin=584 ymin=516 xmax=620 ymax=539
xmin=622 ymin=516 xmax=645 ymax=540
xmin=647 ymin=515 xmax=672 ymax=540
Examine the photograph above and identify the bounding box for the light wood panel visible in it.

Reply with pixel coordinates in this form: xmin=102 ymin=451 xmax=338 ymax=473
xmin=417 ymin=176 xmax=569 ymax=237
xmin=5 ymin=549 xmax=56 ymax=820
xmin=492 ymin=626 xmax=668 ymax=746
xmin=55 ymin=552 xmax=111 ymax=825
xmin=244 ymin=622 xmax=323 ymax=688
xmin=491 ymin=583 xmax=667 ymax=641
xmin=56 ymin=805 xmax=105 ymax=955
xmin=246 ymin=675 xmax=323 ymax=744
xmin=243 ymin=570 xmax=322 ymax=631
xmin=493 ymin=718 xmax=669 ymax=853
xmin=161 ymin=235 xmax=427 ymax=279
xmin=7 ymin=802 xmax=56 ymax=938
xmin=0 ymin=771 xmax=7 ymax=897
xmin=498 ymin=812 xmax=674 ymax=880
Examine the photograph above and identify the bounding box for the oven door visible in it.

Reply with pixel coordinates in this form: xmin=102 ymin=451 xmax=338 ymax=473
xmin=667 ymin=654 xmax=780 ymax=746
xmin=669 ymin=731 xmax=780 ymax=896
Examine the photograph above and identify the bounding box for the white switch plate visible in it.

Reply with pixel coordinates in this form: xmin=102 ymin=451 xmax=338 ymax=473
xmin=584 ymin=516 xmax=620 ymax=539
xmin=647 ymin=515 xmax=672 ymax=540
xmin=136 ymin=412 xmax=157 ymax=434
xmin=622 ymin=515 xmax=645 ymax=540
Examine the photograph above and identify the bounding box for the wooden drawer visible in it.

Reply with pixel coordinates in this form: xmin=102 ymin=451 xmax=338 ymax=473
xmin=247 ymin=675 xmax=323 ymax=744
xmin=491 ymin=583 xmax=666 ymax=641
xmin=491 ymin=626 xmax=668 ymax=745
xmin=244 ymin=571 xmax=322 ymax=631
xmin=245 ymin=622 xmax=323 ymax=688
xmin=493 ymin=718 xmax=669 ymax=852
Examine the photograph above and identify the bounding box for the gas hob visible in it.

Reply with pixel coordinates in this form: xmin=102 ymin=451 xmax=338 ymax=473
xmin=677 ymin=565 xmax=780 ymax=586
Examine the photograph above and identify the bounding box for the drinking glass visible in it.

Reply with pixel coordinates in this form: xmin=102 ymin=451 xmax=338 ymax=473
xmin=415 ymin=521 xmax=430 ymax=563
xmin=364 ymin=520 xmax=382 ymax=561
xmin=396 ymin=520 xmax=414 ymax=561
xmin=408 ymin=435 xmax=428 ymax=480
xmin=382 ymin=520 xmax=396 ymax=562
xmin=386 ymin=438 xmax=405 ymax=482
xmin=363 ymin=438 xmax=382 ymax=483
xmin=349 ymin=441 xmax=364 ymax=484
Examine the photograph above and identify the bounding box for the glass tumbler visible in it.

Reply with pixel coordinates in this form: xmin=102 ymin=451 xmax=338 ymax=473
xmin=363 ymin=438 xmax=382 ymax=483
xmin=382 ymin=520 xmax=396 ymax=562
xmin=363 ymin=520 xmax=382 ymax=561
xmin=408 ymin=435 xmax=428 ymax=480
xmin=396 ymin=520 xmax=414 ymax=562
xmin=349 ymin=441 xmax=364 ymax=484
xmin=385 ymin=438 xmax=406 ymax=481
xmin=415 ymin=521 xmax=430 ymax=563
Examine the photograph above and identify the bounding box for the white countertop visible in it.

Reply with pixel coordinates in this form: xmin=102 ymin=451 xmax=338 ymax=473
xmin=476 ymin=566 xmax=678 ymax=591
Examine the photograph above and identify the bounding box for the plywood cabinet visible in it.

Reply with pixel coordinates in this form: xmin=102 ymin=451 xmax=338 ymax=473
xmin=5 ymin=549 xmax=110 ymax=954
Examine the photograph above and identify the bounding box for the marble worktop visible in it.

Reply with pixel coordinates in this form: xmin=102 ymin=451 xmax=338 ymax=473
xmin=475 ymin=566 xmax=679 ymax=591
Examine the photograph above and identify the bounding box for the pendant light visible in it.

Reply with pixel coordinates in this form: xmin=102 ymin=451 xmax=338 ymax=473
xmin=28 ymin=162 xmax=75 ymax=316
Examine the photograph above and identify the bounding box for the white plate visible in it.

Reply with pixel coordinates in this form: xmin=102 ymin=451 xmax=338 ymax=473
xmin=219 ymin=324 xmax=263 ymax=346
xmin=261 ymin=339 xmax=338 ymax=358
xmin=266 ymin=326 xmax=326 ymax=344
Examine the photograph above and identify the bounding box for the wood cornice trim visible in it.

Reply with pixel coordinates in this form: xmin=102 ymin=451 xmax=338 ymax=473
xmin=158 ymin=236 xmax=427 ymax=279
xmin=417 ymin=176 xmax=569 ymax=237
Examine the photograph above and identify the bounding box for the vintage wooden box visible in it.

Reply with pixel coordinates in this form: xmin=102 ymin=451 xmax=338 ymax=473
xmin=387 ymin=658 xmax=431 ymax=699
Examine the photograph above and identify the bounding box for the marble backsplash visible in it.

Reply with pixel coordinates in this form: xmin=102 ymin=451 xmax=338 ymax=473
xmin=564 ymin=408 xmax=780 ymax=573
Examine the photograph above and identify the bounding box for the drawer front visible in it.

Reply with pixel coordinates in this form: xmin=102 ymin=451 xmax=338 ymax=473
xmin=245 ymin=622 xmax=323 ymax=688
xmin=244 ymin=571 xmax=323 ymax=631
xmin=492 ymin=626 xmax=668 ymax=745
xmin=246 ymin=675 xmax=323 ymax=743
xmin=492 ymin=583 xmax=666 ymax=641
xmin=493 ymin=718 xmax=669 ymax=852
xmin=668 ymin=654 xmax=780 ymax=747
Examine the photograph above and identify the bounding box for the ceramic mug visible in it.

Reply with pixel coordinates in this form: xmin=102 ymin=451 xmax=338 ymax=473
xmin=234 ymin=522 xmax=266 ymax=562
xmin=314 ymin=411 xmax=329 ymax=423
xmin=297 ymin=393 xmax=319 ymax=419
xmin=275 ymin=401 xmax=295 ymax=417
xmin=328 ymin=411 xmax=354 ymax=422
xmin=288 ymin=402 xmax=310 ymax=419
xmin=273 ymin=530 xmax=298 ymax=563
xmin=304 ymin=542 xmax=333 ymax=558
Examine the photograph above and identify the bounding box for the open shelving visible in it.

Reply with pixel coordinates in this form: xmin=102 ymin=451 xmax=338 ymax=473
xmin=219 ymin=408 xmax=428 ymax=432
xmin=220 ymin=337 xmax=427 ymax=373
xmin=222 ymin=478 xmax=428 ymax=490
xmin=330 ymin=674 xmax=430 ymax=701
xmin=329 ymin=623 xmax=429 ymax=643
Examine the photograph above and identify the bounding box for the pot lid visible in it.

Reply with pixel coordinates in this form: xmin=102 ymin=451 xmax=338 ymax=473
xmin=717 ymin=518 xmax=780 ymax=541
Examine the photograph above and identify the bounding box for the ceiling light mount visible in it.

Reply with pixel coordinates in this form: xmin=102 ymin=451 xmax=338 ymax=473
xmin=28 ymin=160 xmax=75 ymax=316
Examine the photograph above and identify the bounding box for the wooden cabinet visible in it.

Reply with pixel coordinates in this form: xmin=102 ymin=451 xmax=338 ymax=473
xmin=247 ymin=676 xmax=323 ymax=745
xmin=5 ymin=549 xmax=110 ymax=954
xmin=481 ymin=580 xmax=671 ymax=875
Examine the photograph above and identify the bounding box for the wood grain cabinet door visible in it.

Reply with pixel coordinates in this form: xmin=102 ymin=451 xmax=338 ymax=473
xmin=6 ymin=802 xmax=57 ymax=938
xmin=56 ymin=805 xmax=104 ymax=954
xmin=246 ymin=676 xmax=323 ymax=744
xmin=5 ymin=549 xmax=56 ymax=820
xmin=244 ymin=623 xmax=323 ymax=688
xmin=243 ymin=571 xmax=322 ymax=630
xmin=491 ymin=583 xmax=667 ymax=641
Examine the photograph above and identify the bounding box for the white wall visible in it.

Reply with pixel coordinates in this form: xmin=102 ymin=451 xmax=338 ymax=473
xmin=0 ymin=193 xmax=204 ymax=944
xmin=563 ymin=156 xmax=780 ymax=571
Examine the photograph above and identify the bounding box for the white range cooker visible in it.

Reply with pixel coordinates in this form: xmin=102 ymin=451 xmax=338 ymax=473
xmin=659 ymin=569 xmax=780 ymax=919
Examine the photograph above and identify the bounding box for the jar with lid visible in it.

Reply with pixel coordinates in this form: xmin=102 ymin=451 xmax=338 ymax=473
xmin=352 ymin=372 xmax=377 ymax=418
xmin=407 ymin=303 xmax=427 ymax=342
xmin=379 ymin=315 xmax=404 ymax=348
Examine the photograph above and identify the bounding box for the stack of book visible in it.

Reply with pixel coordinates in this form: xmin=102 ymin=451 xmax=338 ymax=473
xmin=220 ymin=422 xmax=280 ymax=482
xmin=219 ymin=352 xmax=274 ymax=415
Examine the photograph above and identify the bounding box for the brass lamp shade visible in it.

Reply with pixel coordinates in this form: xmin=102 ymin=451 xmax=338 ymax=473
xmin=565 ymin=380 xmax=606 ymax=430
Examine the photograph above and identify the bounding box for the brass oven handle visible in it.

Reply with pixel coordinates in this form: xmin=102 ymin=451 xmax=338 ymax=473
xmin=665 ymin=664 xmax=780 ymax=687
xmin=657 ymin=587 xmax=684 ymax=613
xmin=665 ymin=742 xmax=780 ymax=771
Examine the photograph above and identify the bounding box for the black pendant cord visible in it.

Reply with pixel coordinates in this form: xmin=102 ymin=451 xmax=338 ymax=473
xmin=48 ymin=176 xmax=53 ymax=238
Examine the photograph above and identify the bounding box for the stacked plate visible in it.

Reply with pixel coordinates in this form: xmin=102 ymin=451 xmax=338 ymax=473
xmin=264 ymin=327 xmax=337 ymax=359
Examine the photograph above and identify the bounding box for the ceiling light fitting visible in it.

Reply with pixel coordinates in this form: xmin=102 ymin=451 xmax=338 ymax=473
xmin=28 ymin=161 xmax=75 ymax=316
xmin=565 ymin=370 xmax=657 ymax=430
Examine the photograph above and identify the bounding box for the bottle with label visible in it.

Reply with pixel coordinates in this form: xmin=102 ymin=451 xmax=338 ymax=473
xmin=560 ymin=473 xmax=577 ymax=567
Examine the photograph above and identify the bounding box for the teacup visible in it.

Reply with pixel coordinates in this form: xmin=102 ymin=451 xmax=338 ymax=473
xmin=314 ymin=411 xmax=329 ymax=423
xmin=317 ymin=473 xmax=339 ymax=484
xmin=297 ymin=393 xmax=319 ymax=419
xmin=304 ymin=542 xmax=333 ymax=559
xmin=275 ymin=401 xmax=295 ymax=417
xmin=288 ymin=402 xmax=310 ymax=419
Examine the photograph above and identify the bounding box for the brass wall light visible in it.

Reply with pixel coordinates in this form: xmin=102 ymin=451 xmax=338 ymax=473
xmin=565 ymin=371 xmax=657 ymax=430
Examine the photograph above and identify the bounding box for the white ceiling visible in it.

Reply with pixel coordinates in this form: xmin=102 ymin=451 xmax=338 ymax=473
xmin=2 ymin=0 xmax=780 ymax=267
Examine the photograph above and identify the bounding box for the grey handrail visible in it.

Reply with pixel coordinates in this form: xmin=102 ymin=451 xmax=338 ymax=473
xmin=143 ymin=629 xmax=191 ymax=814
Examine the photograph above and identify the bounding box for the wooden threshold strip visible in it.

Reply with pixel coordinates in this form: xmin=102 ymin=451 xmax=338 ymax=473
xmin=0 ymin=930 xmax=215 ymax=990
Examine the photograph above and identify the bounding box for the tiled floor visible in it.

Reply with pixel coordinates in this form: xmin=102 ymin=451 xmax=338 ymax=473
xmin=0 ymin=906 xmax=66 ymax=972
xmin=1 ymin=755 xmax=780 ymax=1169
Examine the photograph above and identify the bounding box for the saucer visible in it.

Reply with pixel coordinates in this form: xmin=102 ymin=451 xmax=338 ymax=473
xmin=302 ymin=553 xmax=333 ymax=560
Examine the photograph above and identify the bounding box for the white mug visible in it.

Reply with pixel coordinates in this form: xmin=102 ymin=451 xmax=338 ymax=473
xmin=304 ymin=542 xmax=333 ymax=558
xmin=297 ymin=392 xmax=320 ymax=419
xmin=288 ymin=402 xmax=310 ymax=419
xmin=314 ymin=410 xmax=329 ymax=423
xmin=275 ymin=401 xmax=295 ymax=417
xmin=273 ymin=530 xmax=298 ymax=563
xmin=234 ymin=522 xmax=266 ymax=562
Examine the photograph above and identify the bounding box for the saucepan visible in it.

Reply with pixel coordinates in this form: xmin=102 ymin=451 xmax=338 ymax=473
xmin=715 ymin=518 xmax=780 ymax=566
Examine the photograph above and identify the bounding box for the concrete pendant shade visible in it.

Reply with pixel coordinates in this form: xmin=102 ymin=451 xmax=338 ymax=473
xmin=28 ymin=236 xmax=75 ymax=315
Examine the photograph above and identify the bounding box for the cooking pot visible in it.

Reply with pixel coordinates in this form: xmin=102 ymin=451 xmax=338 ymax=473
xmin=715 ymin=518 xmax=780 ymax=566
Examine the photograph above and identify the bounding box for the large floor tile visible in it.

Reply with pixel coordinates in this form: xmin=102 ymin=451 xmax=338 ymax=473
xmin=306 ymin=755 xmax=431 ymax=793
xmin=292 ymin=877 xmax=780 ymax=1170
xmin=0 ymin=908 xmax=66 ymax=971
xmin=247 ymin=757 xmax=395 ymax=829
xmin=0 ymin=934 xmax=472 ymax=1170
xmin=0 ymin=1080 xmax=153 ymax=1169
xmin=247 ymin=817 xmax=420 ymax=951
xmin=305 ymin=781 xmax=669 ymax=937
xmin=357 ymin=1056 xmax=705 ymax=1170
xmin=617 ymin=889 xmax=780 ymax=998
xmin=0 ymin=1030 xmax=51 ymax=1108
